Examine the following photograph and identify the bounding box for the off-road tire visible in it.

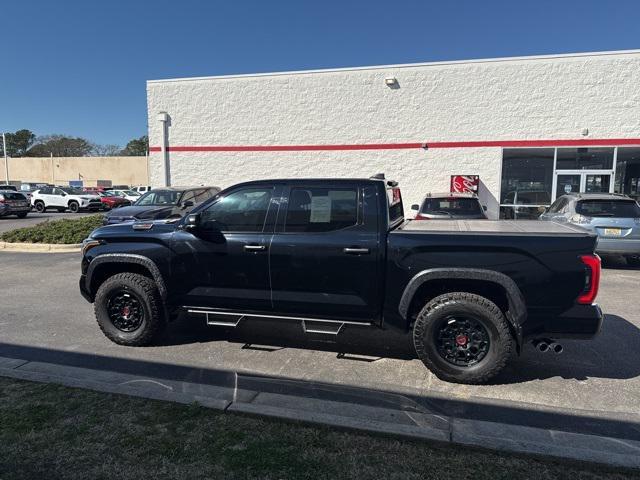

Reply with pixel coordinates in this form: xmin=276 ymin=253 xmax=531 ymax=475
xmin=413 ymin=292 xmax=513 ymax=384
xmin=34 ymin=201 xmax=46 ymax=213
xmin=94 ymin=272 xmax=166 ymax=346
xmin=16 ymin=212 xmax=28 ymax=219
xmin=68 ymin=201 xmax=80 ymax=213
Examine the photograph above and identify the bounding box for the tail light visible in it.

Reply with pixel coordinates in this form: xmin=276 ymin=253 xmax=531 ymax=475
xmin=0 ymin=194 xmax=5 ymax=204
xmin=577 ymin=254 xmax=601 ymax=304
xmin=414 ymin=214 xmax=430 ymax=220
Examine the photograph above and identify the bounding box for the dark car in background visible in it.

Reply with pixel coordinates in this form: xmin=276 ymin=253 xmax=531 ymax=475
xmin=103 ymin=186 xmax=220 ymax=225
xmin=411 ymin=192 xmax=487 ymax=220
xmin=0 ymin=190 xmax=31 ymax=218
xmin=540 ymin=193 xmax=640 ymax=266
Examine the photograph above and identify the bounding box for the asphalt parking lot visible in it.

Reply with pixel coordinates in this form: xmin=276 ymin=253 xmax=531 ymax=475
xmin=1 ymin=252 xmax=639 ymax=418
xmin=0 ymin=212 xmax=95 ymax=234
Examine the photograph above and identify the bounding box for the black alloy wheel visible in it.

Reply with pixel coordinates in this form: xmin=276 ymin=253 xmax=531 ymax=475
xmin=107 ymin=289 xmax=144 ymax=332
xmin=433 ymin=315 xmax=490 ymax=366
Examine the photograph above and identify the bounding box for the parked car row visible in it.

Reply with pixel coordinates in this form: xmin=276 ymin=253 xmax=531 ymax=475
xmin=540 ymin=192 xmax=640 ymax=266
xmin=408 ymin=190 xmax=640 ymax=266
xmin=0 ymin=187 xmax=31 ymax=219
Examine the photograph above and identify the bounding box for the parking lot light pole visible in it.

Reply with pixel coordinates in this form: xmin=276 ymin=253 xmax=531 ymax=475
xmin=2 ymin=132 xmax=9 ymax=185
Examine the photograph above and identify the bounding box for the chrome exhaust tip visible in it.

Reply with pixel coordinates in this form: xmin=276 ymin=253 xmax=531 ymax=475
xmin=533 ymin=340 xmax=550 ymax=353
xmin=550 ymin=343 xmax=563 ymax=354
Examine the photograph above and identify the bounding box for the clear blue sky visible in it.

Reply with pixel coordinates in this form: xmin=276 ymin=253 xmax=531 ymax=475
xmin=2 ymin=0 xmax=639 ymax=147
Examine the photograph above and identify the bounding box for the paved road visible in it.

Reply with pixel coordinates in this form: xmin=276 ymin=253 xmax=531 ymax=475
xmin=0 ymin=212 xmax=95 ymax=234
xmin=0 ymin=252 xmax=638 ymax=416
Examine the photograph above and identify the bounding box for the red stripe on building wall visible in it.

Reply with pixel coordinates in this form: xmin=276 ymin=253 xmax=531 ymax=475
xmin=148 ymin=138 xmax=640 ymax=153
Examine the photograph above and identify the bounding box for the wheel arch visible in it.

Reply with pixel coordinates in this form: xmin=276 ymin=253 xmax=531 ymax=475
xmin=399 ymin=268 xmax=525 ymax=348
xmin=86 ymin=254 xmax=168 ymax=301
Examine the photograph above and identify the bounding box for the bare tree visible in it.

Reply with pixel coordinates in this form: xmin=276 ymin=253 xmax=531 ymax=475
xmin=91 ymin=143 xmax=123 ymax=156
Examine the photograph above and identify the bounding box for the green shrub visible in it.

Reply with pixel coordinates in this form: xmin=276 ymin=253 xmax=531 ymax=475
xmin=0 ymin=214 xmax=104 ymax=244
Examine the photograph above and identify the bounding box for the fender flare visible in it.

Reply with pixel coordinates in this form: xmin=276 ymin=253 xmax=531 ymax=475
xmin=86 ymin=253 xmax=168 ymax=300
xmin=398 ymin=268 xmax=526 ymax=344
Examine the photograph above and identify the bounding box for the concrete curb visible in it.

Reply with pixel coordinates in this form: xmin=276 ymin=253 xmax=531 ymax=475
xmin=0 ymin=241 xmax=81 ymax=253
xmin=1 ymin=355 xmax=639 ymax=470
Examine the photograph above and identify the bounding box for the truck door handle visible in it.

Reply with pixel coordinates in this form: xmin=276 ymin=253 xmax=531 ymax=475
xmin=343 ymin=247 xmax=370 ymax=255
xmin=244 ymin=244 xmax=266 ymax=252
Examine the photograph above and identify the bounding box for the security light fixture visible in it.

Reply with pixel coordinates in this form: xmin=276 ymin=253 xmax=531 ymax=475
xmin=385 ymin=77 xmax=398 ymax=87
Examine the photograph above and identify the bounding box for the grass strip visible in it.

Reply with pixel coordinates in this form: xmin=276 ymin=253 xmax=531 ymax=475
xmin=0 ymin=377 xmax=638 ymax=480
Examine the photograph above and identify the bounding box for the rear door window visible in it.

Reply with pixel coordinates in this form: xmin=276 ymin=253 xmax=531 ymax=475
xmin=576 ymin=200 xmax=640 ymax=218
xmin=285 ymin=187 xmax=358 ymax=233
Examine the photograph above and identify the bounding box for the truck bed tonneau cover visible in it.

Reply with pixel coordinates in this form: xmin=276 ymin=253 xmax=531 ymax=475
xmin=397 ymin=219 xmax=589 ymax=236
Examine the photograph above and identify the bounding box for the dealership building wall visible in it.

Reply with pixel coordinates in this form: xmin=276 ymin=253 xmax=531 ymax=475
xmin=2 ymin=156 xmax=149 ymax=188
xmin=146 ymin=50 xmax=640 ymax=219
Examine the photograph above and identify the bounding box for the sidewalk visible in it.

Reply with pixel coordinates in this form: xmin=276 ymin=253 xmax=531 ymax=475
xmin=1 ymin=353 xmax=638 ymax=469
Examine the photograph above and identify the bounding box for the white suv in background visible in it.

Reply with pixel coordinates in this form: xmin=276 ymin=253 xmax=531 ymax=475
xmin=132 ymin=185 xmax=151 ymax=194
xmin=31 ymin=186 xmax=103 ymax=213
xmin=109 ymin=189 xmax=141 ymax=202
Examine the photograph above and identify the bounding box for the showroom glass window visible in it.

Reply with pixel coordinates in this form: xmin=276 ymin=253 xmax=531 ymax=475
xmin=500 ymin=148 xmax=554 ymax=219
xmin=615 ymin=148 xmax=640 ymax=201
xmin=556 ymin=148 xmax=614 ymax=170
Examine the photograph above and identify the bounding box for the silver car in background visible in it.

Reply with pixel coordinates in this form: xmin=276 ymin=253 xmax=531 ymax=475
xmin=540 ymin=193 xmax=640 ymax=266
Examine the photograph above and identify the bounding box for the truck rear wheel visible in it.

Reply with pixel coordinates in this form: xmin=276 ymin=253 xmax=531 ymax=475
xmin=94 ymin=272 xmax=166 ymax=346
xmin=413 ymin=292 xmax=513 ymax=384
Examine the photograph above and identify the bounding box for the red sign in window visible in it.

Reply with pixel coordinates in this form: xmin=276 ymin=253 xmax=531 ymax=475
xmin=450 ymin=175 xmax=479 ymax=194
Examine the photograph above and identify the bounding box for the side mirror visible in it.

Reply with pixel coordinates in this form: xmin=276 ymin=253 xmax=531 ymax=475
xmin=182 ymin=200 xmax=194 ymax=209
xmin=184 ymin=213 xmax=201 ymax=231
xmin=482 ymin=205 xmax=488 ymax=211
xmin=411 ymin=204 xmax=420 ymax=211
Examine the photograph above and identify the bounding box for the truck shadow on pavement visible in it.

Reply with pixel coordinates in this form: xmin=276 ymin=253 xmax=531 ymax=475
xmin=494 ymin=314 xmax=640 ymax=384
xmin=161 ymin=312 xmax=640 ymax=384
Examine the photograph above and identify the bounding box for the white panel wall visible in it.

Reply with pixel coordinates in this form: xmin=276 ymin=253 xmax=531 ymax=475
xmin=146 ymin=51 xmax=640 ymax=218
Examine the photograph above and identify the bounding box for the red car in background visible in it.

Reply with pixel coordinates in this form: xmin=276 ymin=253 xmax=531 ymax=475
xmin=97 ymin=191 xmax=131 ymax=210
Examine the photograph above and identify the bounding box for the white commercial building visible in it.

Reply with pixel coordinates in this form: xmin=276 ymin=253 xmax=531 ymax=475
xmin=147 ymin=50 xmax=640 ymax=219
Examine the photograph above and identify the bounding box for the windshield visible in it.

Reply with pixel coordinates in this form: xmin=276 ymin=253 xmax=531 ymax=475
xmin=421 ymin=197 xmax=482 ymax=215
xmin=60 ymin=187 xmax=85 ymax=195
xmin=122 ymin=190 xmax=140 ymax=196
xmin=135 ymin=190 xmax=181 ymax=206
xmin=576 ymin=200 xmax=640 ymax=218
xmin=0 ymin=192 xmax=26 ymax=200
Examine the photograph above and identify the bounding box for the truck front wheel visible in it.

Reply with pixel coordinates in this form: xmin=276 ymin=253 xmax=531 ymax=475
xmin=413 ymin=292 xmax=513 ymax=384
xmin=94 ymin=272 xmax=166 ymax=346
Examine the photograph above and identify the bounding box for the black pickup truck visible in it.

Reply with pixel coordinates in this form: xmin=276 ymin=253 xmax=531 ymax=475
xmin=79 ymin=176 xmax=603 ymax=384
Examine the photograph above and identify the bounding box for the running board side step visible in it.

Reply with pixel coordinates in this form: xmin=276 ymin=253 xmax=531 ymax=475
xmin=302 ymin=320 xmax=343 ymax=335
xmin=185 ymin=307 xmax=374 ymax=334
xmin=187 ymin=309 xmax=244 ymax=327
